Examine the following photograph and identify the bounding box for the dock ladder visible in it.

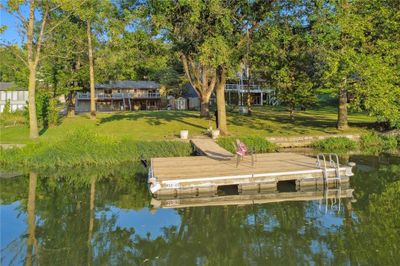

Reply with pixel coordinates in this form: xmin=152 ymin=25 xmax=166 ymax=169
xmin=316 ymin=153 xmax=342 ymax=186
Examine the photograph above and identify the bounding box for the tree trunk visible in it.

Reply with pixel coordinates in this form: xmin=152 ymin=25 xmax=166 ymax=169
xmin=87 ymin=19 xmax=96 ymax=119
xmin=246 ymin=76 xmax=252 ymax=116
xmin=337 ymin=87 xmax=348 ymax=130
xmin=27 ymin=0 xmax=39 ymax=139
xmin=216 ymin=67 xmax=228 ymax=135
xmin=28 ymin=67 xmax=39 ymax=138
xmin=200 ymin=94 xmax=210 ymax=118
xmin=26 ymin=172 xmax=37 ymax=266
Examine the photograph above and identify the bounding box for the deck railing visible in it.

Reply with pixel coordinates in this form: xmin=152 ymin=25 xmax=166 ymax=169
xmin=225 ymin=84 xmax=274 ymax=93
xmin=76 ymin=92 xmax=161 ymax=100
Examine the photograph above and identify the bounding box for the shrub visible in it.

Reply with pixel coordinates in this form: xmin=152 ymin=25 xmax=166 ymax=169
xmin=312 ymin=137 xmax=358 ymax=152
xmin=360 ymin=133 xmax=398 ymax=153
xmin=3 ymin=99 xmax=11 ymax=114
xmin=360 ymin=133 xmax=383 ymax=150
xmin=360 ymin=133 xmax=399 ymax=154
xmin=47 ymin=98 xmax=59 ymax=126
xmin=381 ymin=135 xmax=398 ymax=151
xmin=217 ymin=136 xmax=276 ymax=153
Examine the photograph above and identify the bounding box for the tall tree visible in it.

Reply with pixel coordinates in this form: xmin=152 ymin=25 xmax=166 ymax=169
xmin=314 ymin=0 xmax=400 ymax=129
xmin=146 ymin=0 xmax=272 ymax=134
xmin=251 ymin=1 xmax=317 ymax=120
xmin=87 ymin=18 xmax=96 ymax=119
xmin=58 ymin=0 xmax=111 ymax=120
xmin=4 ymin=0 xmax=50 ymax=138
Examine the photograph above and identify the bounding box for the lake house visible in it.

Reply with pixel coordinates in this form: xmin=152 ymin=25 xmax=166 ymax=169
xmin=0 ymin=82 xmax=28 ymax=112
xmin=75 ymin=80 xmax=161 ymax=112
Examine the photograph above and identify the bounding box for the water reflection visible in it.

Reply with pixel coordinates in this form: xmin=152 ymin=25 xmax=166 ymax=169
xmin=151 ymin=184 xmax=354 ymax=213
xmin=0 ymin=154 xmax=399 ymax=265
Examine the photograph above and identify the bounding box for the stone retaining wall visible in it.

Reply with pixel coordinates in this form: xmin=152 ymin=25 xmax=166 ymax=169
xmin=266 ymin=134 xmax=361 ymax=148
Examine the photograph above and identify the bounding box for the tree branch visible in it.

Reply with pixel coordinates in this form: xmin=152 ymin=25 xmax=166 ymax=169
xmin=34 ymin=3 xmax=49 ymax=67
xmin=180 ymin=53 xmax=196 ymax=89
xmin=0 ymin=43 xmax=28 ymax=67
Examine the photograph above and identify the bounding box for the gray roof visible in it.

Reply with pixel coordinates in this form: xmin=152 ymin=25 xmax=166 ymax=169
xmin=183 ymin=83 xmax=199 ymax=98
xmin=0 ymin=82 xmax=14 ymax=91
xmin=95 ymin=80 xmax=160 ymax=90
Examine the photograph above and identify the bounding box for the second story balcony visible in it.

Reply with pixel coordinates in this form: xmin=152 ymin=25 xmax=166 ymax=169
xmin=77 ymin=92 xmax=161 ymax=100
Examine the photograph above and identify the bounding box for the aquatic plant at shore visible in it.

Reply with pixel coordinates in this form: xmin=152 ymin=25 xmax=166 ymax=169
xmin=312 ymin=133 xmax=398 ymax=153
xmin=312 ymin=137 xmax=359 ymax=152
xmin=360 ymin=133 xmax=398 ymax=153
xmin=0 ymin=129 xmax=193 ymax=170
xmin=217 ymin=136 xmax=277 ymax=154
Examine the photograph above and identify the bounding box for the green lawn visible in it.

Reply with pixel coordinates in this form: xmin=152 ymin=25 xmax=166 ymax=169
xmin=0 ymin=106 xmax=375 ymax=144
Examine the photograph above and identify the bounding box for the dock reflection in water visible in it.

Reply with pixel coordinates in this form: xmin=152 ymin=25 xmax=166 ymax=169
xmin=151 ymin=183 xmax=354 ymax=211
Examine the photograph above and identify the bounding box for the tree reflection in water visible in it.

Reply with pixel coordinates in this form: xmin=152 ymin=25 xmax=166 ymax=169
xmin=0 ymin=155 xmax=399 ymax=265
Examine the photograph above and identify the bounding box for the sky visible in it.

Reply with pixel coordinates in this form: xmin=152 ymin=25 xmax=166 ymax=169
xmin=0 ymin=2 xmax=30 ymax=45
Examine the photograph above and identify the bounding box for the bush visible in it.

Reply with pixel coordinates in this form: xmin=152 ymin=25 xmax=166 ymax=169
xmin=312 ymin=137 xmax=358 ymax=152
xmin=0 ymin=129 xmax=193 ymax=170
xmin=360 ymin=133 xmax=398 ymax=153
xmin=3 ymin=99 xmax=11 ymax=114
xmin=47 ymin=98 xmax=59 ymax=126
xmin=22 ymin=93 xmax=60 ymax=127
xmin=360 ymin=133 xmax=383 ymax=150
xmin=381 ymin=135 xmax=398 ymax=151
xmin=217 ymin=136 xmax=276 ymax=153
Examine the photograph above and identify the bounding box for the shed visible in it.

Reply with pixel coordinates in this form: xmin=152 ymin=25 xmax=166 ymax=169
xmin=175 ymin=97 xmax=187 ymax=110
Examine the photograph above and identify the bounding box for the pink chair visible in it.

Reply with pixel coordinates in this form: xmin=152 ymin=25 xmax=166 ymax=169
xmin=233 ymin=139 xmax=256 ymax=167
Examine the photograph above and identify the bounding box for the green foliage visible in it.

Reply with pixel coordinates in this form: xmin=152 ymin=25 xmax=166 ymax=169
xmin=0 ymin=46 xmax=28 ymax=85
xmin=312 ymin=134 xmax=399 ymax=153
xmin=47 ymin=98 xmax=59 ymax=126
xmin=313 ymin=0 xmax=400 ymax=128
xmin=312 ymin=137 xmax=359 ymax=152
xmin=360 ymin=133 xmax=398 ymax=154
xmin=251 ymin=2 xmax=317 ymax=118
xmin=3 ymin=99 xmax=11 ymax=114
xmin=0 ymin=129 xmax=193 ymax=170
xmin=22 ymin=93 xmax=59 ymax=128
xmin=217 ymin=136 xmax=276 ymax=154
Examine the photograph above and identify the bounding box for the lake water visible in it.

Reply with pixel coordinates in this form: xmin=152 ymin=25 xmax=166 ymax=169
xmin=1 ymin=154 xmax=399 ymax=265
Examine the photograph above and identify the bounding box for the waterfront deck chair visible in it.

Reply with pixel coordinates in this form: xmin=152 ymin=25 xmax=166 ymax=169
xmin=233 ymin=139 xmax=256 ymax=167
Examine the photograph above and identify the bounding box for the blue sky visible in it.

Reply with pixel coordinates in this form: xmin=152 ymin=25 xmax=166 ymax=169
xmin=0 ymin=2 xmax=29 ymax=45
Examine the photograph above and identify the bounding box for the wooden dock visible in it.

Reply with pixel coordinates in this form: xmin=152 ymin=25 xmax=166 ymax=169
xmin=148 ymin=151 xmax=354 ymax=196
xmin=190 ymin=138 xmax=233 ymax=159
xmin=151 ymin=185 xmax=354 ymax=209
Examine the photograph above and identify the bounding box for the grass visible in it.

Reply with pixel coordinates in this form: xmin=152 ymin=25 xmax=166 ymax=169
xmin=217 ymin=136 xmax=277 ymax=153
xmin=0 ymin=129 xmax=193 ymax=170
xmin=0 ymin=106 xmax=375 ymax=144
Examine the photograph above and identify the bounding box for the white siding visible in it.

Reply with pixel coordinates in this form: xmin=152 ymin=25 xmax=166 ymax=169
xmin=0 ymin=90 xmax=28 ymax=112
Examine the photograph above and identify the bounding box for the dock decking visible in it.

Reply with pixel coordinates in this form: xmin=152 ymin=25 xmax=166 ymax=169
xmin=190 ymin=138 xmax=233 ymax=159
xmin=149 ymin=152 xmax=354 ymax=196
